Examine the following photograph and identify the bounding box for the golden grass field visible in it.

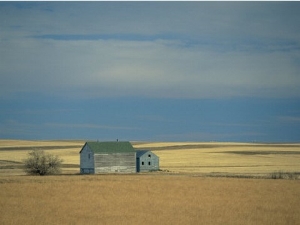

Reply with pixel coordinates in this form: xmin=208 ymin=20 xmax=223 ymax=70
xmin=1 ymin=175 xmax=300 ymax=225
xmin=135 ymin=142 xmax=300 ymax=176
xmin=1 ymin=140 xmax=300 ymax=176
xmin=0 ymin=140 xmax=300 ymax=224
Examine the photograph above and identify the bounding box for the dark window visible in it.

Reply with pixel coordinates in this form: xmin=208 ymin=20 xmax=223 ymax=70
xmin=148 ymin=162 xmax=151 ymax=165
xmin=88 ymin=153 xmax=90 ymax=159
xmin=148 ymin=154 xmax=151 ymax=158
xmin=142 ymin=162 xmax=144 ymax=165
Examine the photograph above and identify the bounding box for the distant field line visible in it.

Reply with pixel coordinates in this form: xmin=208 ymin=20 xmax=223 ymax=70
xmin=0 ymin=145 xmax=83 ymax=151
xmin=222 ymin=151 xmax=300 ymax=155
xmin=134 ymin=144 xmax=300 ymax=151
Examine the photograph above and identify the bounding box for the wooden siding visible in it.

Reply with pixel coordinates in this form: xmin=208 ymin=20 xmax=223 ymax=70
xmin=94 ymin=152 xmax=136 ymax=173
xmin=80 ymin=144 xmax=95 ymax=174
xmin=136 ymin=151 xmax=159 ymax=172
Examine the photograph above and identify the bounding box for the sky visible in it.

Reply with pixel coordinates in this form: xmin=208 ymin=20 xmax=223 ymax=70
xmin=1 ymin=2 xmax=300 ymax=142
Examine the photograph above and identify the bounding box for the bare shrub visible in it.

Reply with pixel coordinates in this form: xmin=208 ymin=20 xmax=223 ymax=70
xmin=23 ymin=150 xmax=63 ymax=175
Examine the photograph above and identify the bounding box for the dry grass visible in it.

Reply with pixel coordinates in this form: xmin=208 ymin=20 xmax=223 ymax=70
xmin=0 ymin=139 xmax=84 ymax=147
xmin=134 ymin=142 xmax=300 ymax=176
xmin=1 ymin=140 xmax=300 ymax=177
xmin=0 ymin=175 xmax=299 ymax=225
xmin=0 ymin=140 xmax=84 ymax=176
xmin=1 ymin=140 xmax=300 ymax=224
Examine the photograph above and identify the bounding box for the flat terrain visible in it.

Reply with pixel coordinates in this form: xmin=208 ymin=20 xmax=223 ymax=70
xmin=135 ymin=142 xmax=300 ymax=177
xmin=1 ymin=175 xmax=299 ymax=225
xmin=0 ymin=140 xmax=300 ymax=224
xmin=1 ymin=140 xmax=299 ymax=176
xmin=0 ymin=139 xmax=84 ymax=175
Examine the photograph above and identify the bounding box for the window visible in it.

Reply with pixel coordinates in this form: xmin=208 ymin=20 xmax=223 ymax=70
xmin=148 ymin=162 xmax=151 ymax=165
xmin=141 ymin=162 xmax=144 ymax=165
xmin=148 ymin=154 xmax=151 ymax=158
xmin=88 ymin=153 xmax=90 ymax=159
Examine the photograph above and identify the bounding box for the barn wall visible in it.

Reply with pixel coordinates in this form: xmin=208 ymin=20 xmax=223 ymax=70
xmin=80 ymin=144 xmax=95 ymax=174
xmin=137 ymin=151 xmax=159 ymax=172
xmin=94 ymin=152 xmax=136 ymax=173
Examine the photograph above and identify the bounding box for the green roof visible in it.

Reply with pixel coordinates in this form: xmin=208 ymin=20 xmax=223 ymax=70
xmin=85 ymin=141 xmax=135 ymax=153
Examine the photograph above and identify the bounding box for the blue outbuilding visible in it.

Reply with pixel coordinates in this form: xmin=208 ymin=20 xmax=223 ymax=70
xmin=136 ymin=150 xmax=159 ymax=172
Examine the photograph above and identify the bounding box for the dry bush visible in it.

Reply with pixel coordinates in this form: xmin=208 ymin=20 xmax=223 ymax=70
xmin=1 ymin=140 xmax=300 ymax=176
xmin=23 ymin=150 xmax=63 ymax=175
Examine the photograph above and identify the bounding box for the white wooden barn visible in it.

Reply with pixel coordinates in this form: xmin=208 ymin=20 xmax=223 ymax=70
xmin=80 ymin=141 xmax=159 ymax=174
xmin=80 ymin=141 xmax=136 ymax=174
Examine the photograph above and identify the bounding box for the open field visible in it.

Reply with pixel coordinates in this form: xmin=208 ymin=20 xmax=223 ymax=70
xmin=0 ymin=175 xmax=300 ymax=225
xmin=1 ymin=140 xmax=300 ymax=177
xmin=0 ymin=140 xmax=300 ymax=224
xmin=136 ymin=142 xmax=300 ymax=177
xmin=0 ymin=140 xmax=84 ymax=176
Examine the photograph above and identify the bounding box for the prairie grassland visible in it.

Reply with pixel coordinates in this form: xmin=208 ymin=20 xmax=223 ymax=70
xmin=0 ymin=175 xmax=299 ymax=225
xmin=134 ymin=142 xmax=300 ymax=176
xmin=0 ymin=139 xmax=84 ymax=147
xmin=1 ymin=140 xmax=300 ymax=176
xmin=0 ymin=140 xmax=84 ymax=175
xmin=1 ymin=140 xmax=300 ymax=224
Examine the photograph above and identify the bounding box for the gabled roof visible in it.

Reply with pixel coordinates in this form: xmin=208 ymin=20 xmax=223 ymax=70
xmin=136 ymin=150 xmax=157 ymax=158
xmin=81 ymin=141 xmax=135 ymax=154
xmin=136 ymin=150 xmax=149 ymax=158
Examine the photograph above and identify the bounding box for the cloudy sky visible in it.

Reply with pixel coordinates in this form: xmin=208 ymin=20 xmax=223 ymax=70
xmin=1 ymin=2 xmax=300 ymax=142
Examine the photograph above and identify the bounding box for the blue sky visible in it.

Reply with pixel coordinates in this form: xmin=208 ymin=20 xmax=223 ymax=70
xmin=1 ymin=2 xmax=300 ymax=142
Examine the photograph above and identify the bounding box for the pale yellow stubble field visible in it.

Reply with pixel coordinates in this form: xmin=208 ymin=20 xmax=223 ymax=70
xmin=0 ymin=140 xmax=300 ymax=176
xmin=1 ymin=140 xmax=300 ymax=224
xmin=0 ymin=139 xmax=84 ymax=147
xmin=0 ymin=140 xmax=84 ymax=175
xmin=1 ymin=175 xmax=299 ymax=225
xmin=134 ymin=142 xmax=300 ymax=176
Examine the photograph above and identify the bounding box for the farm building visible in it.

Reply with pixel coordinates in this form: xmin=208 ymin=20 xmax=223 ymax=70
xmin=136 ymin=150 xmax=159 ymax=172
xmin=80 ymin=141 xmax=136 ymax=174
xmin=79 ymin=141 xmax=159 ymax=174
